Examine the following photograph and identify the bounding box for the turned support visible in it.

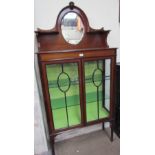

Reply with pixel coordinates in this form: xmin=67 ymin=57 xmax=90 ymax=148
xmin=102 ymin=122 xmax=105 ymax=130
xmin=110 ymin=121 xmax=114 ymax=142
xmin=51 ymin=137 xmax=55 ymax=155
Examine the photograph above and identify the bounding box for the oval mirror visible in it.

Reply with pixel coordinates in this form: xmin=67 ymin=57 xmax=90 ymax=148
xmin=61 ymin=12 xmax=85 ymax=45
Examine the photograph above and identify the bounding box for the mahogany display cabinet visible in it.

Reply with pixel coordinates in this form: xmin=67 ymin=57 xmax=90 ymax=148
xmin=35 ymin=2 xmax=117 ymax=155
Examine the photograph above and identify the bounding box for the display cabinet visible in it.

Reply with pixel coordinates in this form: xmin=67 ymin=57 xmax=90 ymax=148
xmin=35 ymin=2 xmax=116 ymax=155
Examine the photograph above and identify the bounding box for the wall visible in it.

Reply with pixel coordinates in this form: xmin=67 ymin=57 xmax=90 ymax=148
xmin=34 ymin=72 xmax=48 ymax=154
xmin=34 ymin=0 xmax=120 ymax=154
xmin=34 ymin=37 xmax=52 ymax=155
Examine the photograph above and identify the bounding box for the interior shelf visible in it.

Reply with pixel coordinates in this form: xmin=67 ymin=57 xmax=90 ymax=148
xmin=52 ymin=102 xmax=109 ymax=129
xmin=48 ymin=75 xmax=110 ymax=88
xmin=49 ymin=80 xmax=109 ymax=98
xmin=49 ymin=83 xmax=110 ymax=110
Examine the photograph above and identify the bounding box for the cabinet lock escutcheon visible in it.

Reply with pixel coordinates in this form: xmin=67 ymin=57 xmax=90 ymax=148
xmin=79 ymin=53 xmax=84 ymax=57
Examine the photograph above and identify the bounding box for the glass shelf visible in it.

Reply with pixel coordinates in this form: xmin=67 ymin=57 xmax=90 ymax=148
xmin=51 ymin=98 xmax=110 ymax=111
xmin=48 ymin=76 xmax=110 ymax=88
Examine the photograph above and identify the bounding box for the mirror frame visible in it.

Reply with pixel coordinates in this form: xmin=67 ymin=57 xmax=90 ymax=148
xmin=61 ymin=12 xmax=85 ymax=45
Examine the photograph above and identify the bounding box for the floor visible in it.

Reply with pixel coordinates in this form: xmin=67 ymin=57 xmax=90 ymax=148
xmin=55 ymin=129 xmax=120 ymax=155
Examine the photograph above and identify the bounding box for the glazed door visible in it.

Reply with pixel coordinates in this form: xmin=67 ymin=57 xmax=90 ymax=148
xmin=45 ymin=61 xmax=82 ymax=130
xmin=84 ymin=58 xmax=111 ymax=122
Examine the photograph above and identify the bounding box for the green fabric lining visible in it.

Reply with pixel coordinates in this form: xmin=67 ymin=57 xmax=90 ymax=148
xmin=52 ymin=102 xmax=109 ymax=129
xmin=86 ymin=102 xmax=109 ymax=122
xmin=46 ymin=62 xmax=109 ymax=130
xmin=52 ymin=105 xmax=81 ymax=129
xmin=51 ymin=91 xmax=103 ymax=109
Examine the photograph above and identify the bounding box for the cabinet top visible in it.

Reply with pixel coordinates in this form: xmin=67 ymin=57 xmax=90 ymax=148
xmin=35 ymin=47 xmax=117 ymax=54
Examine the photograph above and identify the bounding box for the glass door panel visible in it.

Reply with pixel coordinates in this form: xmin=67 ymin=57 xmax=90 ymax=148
xmin=46 ymin=63 xmax=81 ymax=130
xmin=84 ymin=59 xmax=111 ymax=122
